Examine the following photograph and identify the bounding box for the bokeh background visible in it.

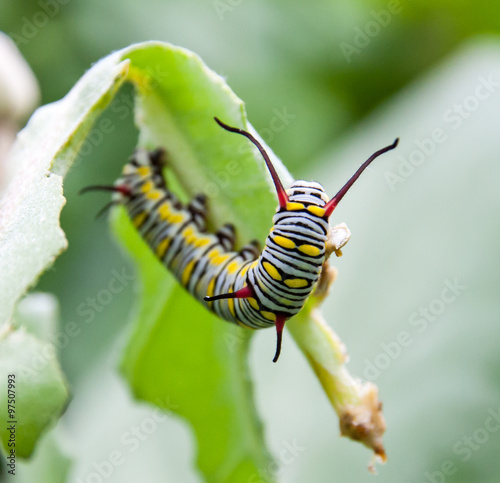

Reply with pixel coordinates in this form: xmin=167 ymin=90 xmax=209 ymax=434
xmin=1 ymin=0 xmax=500 ymax=482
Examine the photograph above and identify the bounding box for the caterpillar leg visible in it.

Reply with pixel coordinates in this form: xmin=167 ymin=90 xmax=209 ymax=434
xmin=215 ymin=223 xmax=236 ymax=251
xmin=148 ymin=147 xmax=167 ymax=169
xmin=314 ymin=260 xmax=338 ymax=303
xmin=239 ymin=240 xmax=261 ymax=261
xmin=144 ymin=147 xmax=168 ymax=189
xmin=188 ymin=194 xmax=208 ymax=231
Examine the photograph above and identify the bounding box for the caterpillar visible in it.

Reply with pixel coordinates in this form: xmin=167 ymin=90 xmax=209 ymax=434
xmin=82 ymin=118 xmax=398 ymax=362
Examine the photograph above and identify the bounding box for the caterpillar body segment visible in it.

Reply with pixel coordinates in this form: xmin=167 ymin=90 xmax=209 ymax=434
xmin=83 ymin=118 xmax=398 ymax=362
xmin=112 ymin=150 xmax=330 ymax=326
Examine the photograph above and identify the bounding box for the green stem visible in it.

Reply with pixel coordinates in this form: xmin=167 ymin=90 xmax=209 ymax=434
xmin=288 ymin=300 xmax=387 ymax=466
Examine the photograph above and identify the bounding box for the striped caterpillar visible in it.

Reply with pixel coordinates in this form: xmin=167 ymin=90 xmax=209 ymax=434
xmin=83 ymin=118 xmax=398 ymax=362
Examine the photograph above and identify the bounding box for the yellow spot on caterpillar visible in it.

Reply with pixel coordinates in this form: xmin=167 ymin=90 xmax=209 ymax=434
xmin=227 ymin=261 xmax=240 ymax=274
xmin=286 ymin=202 xmax=305 ymax=211
xmin=182 ymin=260 xmax=196 ymax=285
xmin=250 ymin=260 xmax=259 ymax=270
xmin=208 ymin=249 xmax=220 ymax=260
xmin=206 ymin=278 xmax=215 ymax=298
xmin=183 ymin=227 xmax=197 ymax=245
xmin=212 ymin=254 xmax=231 ymax=265
xmin=239 ymin=264 xmax=251 ymax=277
xmin=146 ymin=189 xmax=161 ymax=200
xmin=133 ymin=212 xmax=147 ymax=228
xmin=158 ymin=203 xmax=170 ymax=220
xmin=141 ymin=181 xmax=154 ymax=193
xmin=263 ymin=261 xmax=282 ymax=281
xmin=156 ymin=238 xmax=171 ymax=258
xmin=228 ymin=296 xmax=236 ymax=317
xmin=194 ymin=237 xmax=210 ymax=248
xmin=137 ymin=166 xmax=150 ymax=177
xmin=285 ymin=278 xmax=309 ymax=288
xmin=248 ymin=297 xmax=259 ymax=310
xmin=274 ymin=235 xmax=296 ymax=249
xmin=168 ymin=213 xmax=184 ymax=224
xmin=298 ymin=244 xmax=322 ymax=257
xmin=307 ymin=205 xmax=326 ymax=217
xmin=261 ymin=311 xmax=277 ymax=322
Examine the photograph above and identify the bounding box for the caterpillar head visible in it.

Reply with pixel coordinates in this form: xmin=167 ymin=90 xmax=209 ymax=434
xmin=286 ymin=181 xmax=329 ymax=206
xmin=214 ymin=117 xmax=398 ymax=220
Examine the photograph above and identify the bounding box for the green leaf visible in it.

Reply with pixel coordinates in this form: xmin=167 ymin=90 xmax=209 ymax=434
xmin=0 ymin=37 xmax=386 ymax=476
xmin=121 ymin=42 xmax=290 ymax=239
xmin=0 ymin=324 xmax=69 ymax=458
xmin=0 ymin=49 xmax=129 ymax=458
xmin=0 ymin=293 xmax=69 ymax=459
xmin=288 ymin=298 xmax=386 ymax=463
xmin=113 ymin=42 xmax=285 ymax=483
xmin=113 ymin=43 xmax=387 ymax=477
xmin=0 ymin=51 xmax=129 ymax=325
xmin=0 ymin=38 xmax=282 ymax=474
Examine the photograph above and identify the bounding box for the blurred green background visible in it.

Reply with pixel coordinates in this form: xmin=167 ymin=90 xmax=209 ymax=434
xmin=1 ymin=0 xmax=500 ymax=482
